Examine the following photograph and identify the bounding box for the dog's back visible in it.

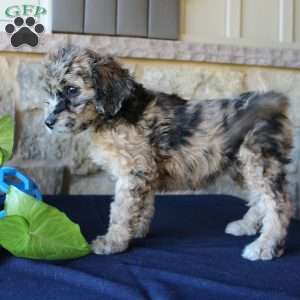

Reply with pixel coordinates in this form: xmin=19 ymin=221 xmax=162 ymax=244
xmin=147 ymin=91 xmax=292 ymax=192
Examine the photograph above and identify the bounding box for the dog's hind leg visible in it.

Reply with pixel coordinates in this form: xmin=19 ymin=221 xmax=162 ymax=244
xmin=225 ymin=193 xmax=264 ymax=236
xmin=225 ymin=167 xmax=263 ymax=236
xmin=239 ymin=144 xmax=294 ymax=261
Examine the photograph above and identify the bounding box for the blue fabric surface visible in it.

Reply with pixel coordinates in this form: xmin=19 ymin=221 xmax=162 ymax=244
xmin=0 ymin=194 xmax=300 ymax=300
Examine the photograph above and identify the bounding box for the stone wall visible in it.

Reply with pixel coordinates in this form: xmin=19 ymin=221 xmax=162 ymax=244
xmin=1 ymin=53 xmax=300 ymax=216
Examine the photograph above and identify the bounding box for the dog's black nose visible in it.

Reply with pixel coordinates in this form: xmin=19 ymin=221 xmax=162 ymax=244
xmin=45 ymin=119 xmax=54 ymax=129
xmin=45 ymin=117 xmax=56 ymax=129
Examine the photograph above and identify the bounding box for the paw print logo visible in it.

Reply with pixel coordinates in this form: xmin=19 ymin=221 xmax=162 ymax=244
xmin=5 ymin=16 xmax=44 ymax=47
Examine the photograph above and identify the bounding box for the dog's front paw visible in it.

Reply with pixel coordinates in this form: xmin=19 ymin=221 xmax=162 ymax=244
xmin=92 ymin=235 xmax=129 ymax=255
xmin=225 ymin=220 xmax=258 ymax=236
xmin=242 ymin=240 xmax=280 ymax=261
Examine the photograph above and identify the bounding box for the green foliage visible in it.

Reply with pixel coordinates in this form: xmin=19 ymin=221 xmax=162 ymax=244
xmin=0 ymin=115 xmax=14 ymax=165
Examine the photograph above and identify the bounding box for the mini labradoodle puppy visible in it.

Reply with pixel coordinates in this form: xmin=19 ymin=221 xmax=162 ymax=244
xmin=44 ymin=46 xmax=293 ymax=261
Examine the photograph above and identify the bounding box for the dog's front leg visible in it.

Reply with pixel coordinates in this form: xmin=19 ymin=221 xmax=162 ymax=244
xmin=92 ymin=174 xmax=151 ymax=255
xmin=132 ymin=190 xmax=155 ymax=239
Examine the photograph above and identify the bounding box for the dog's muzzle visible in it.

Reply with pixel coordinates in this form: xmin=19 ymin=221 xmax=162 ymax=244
xmin=45 ymin=113 xmax=57 ymax=129
xmin=45 ymin=98 xmax=70 ymax=129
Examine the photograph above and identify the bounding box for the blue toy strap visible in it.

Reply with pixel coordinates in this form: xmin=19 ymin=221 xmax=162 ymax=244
xmin=0 ymin=168 xmax=9 ymax=194
xmin=0 ymin=167 xmax=43 ymax=219
xmin=0 ymin=167 xmax=42 ymax=200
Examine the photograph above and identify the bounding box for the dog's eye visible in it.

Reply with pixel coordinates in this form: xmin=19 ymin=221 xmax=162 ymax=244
xmin=64 ymin=86 xmax=80 ymax=98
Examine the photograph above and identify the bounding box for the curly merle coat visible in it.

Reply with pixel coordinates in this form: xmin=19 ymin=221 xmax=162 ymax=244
xmin=43 ymin=47 xmax=294 ymax=261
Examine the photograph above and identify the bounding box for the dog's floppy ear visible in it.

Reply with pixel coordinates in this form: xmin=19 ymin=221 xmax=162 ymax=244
xmin=90 ymin=53 xmax=135 ymax=117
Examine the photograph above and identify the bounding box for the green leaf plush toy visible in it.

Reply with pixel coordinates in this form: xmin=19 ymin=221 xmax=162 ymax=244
xmin=0 ymin=186 xmax=91 ymax=260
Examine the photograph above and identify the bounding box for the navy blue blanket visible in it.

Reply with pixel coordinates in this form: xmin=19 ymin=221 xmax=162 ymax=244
xmin=0 ymin=195 xmax=300 ymax=300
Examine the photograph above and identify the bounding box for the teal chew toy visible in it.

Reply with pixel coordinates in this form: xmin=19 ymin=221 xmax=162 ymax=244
xmin=0 ymin=167 xmax=43 ymax=218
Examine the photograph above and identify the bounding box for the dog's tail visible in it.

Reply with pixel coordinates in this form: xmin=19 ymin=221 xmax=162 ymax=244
xmin=246 ymin=91 xmax=288 ymax=117
xmin=223 ymin=91 xmax=290 ymax=150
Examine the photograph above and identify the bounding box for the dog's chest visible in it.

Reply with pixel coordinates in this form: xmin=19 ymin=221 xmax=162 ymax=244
xmin=89 ymin=126 xmax=155 ymax=179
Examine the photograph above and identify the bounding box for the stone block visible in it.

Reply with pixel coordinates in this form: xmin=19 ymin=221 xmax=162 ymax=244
xmin=17 ymin=61 xmax=46 ymax=112
xmin=0 ymin=56 xmax=18 ymax=117
xmin=140 ymin=65 xmax=246 ymax=100
xmin=70 ymin=172 xmax=115 ymax=195
xmin=11 ymin=165 xmax=65 ymax=194
xmin=16 ymin=110 xmax=72 ymax=162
